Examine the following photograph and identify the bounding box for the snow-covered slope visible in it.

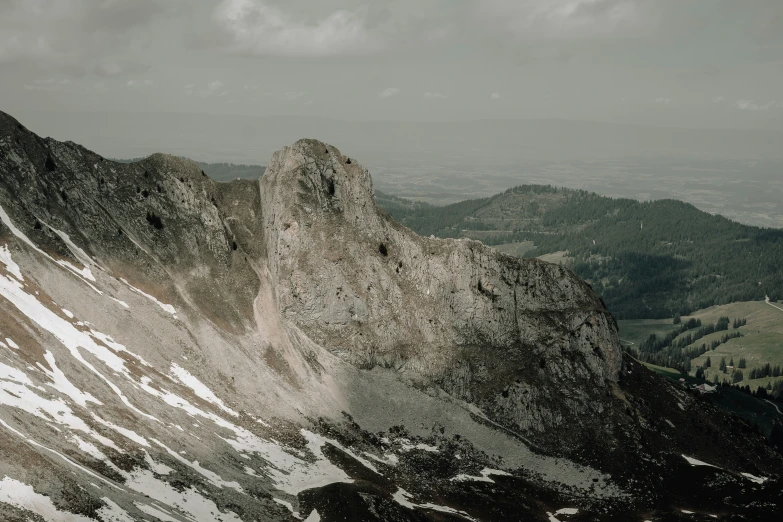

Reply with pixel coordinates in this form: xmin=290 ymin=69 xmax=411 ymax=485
xmin=1 ymin=110 xmax=781 ymax=521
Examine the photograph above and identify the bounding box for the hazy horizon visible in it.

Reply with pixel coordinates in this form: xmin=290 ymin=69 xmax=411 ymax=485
xmin=2 ymin=1 xmax=783 ymax=130
xmin=3 ymin=1 xmax=783 ymax=228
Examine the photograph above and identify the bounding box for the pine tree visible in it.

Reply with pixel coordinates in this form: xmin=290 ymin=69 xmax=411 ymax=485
xmin=729 ymin=357 xmax=734 ymax=367
xmin=738 ymin=357 xmax=746 ymax=369
xmin=704 ymin=356 xmax=711 ymax=368
xmin=719 ymin=357 xmax=727 ymax=372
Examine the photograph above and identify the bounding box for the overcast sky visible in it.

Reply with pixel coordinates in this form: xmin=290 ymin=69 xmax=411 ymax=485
xmin=1 ymin=0 xmax=783 ymax=130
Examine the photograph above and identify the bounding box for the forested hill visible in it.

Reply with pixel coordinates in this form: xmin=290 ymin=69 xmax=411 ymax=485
xmin=114 ymin=157 xmax=266 ymax=181
xmin=376 ymin=186 xmax=783 ymax=320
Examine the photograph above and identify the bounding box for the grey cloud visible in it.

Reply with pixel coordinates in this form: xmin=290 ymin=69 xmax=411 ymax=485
xmin=476 ymin=0 xmax=651 ymax=41
xmin=737 ymin=99 xmax=783 ymax=111
xmin=93 ymin=61 xmax=152 ymax=78
xmin=380 ymin=87 xmax=400 ymax=98
xmin=0 ymin=0 xmax=171 ymax=75
xmin=185 ymin=81 xmax=228 ymax=98
xmin=212 ymin=0 xmax=384 ymax=57
xmin=126 ymin=79 xmax=153 ymax=88
xmin=207 ymin=0 xmax=462 ymax=58
xmin=23 ymin=78 xmax=72 ymax=92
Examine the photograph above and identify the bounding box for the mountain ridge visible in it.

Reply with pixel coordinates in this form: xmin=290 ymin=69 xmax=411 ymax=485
xmin=377 ymin=185 xmax=783 ymax=320
xmin=1 ymin=110 xmax=782 ymax=521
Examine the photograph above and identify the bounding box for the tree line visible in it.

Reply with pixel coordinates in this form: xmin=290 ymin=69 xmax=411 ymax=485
xmin=377 ymin=186 xmax=783 ymax=320
xmin=633 ymin=317 xmax=745 ymax=375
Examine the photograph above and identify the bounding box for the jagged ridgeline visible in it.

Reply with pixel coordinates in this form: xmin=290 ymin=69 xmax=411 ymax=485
xmin=113 ymin=157 xmax=266 ymax=182
xmin=377 ymin=186 xmax=783 ymax=319
xmin=1 ymin=110 xmax=782 ymax=521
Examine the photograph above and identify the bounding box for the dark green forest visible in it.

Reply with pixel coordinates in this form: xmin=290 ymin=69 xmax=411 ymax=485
xmin=376 ymin=186 xmax=783 ymax=320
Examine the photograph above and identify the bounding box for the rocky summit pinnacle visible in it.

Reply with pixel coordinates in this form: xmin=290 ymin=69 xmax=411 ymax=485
xmin=262 ymin=139 xmax=622 ymax=439
xmin=0 ymin=110 xmax=781 ymax=521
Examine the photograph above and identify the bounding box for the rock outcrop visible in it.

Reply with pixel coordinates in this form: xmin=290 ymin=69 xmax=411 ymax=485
xmin=262 ymin=139 xmax=621 ymax=438
xmin=1 ymin=110 xmax=781 ymax=522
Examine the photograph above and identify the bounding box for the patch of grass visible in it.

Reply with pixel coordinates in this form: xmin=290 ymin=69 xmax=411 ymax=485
xmin=491 ymin=241 xmax=536 ymax=258
xmin=535 ymin=250 xmax=572 ymax=265
xmin=618 ymin=318 xmax=681 ymax=347
xmin=684 ymin=302 xmax=783 ymax=382
xmin=640 ymin=361 xmax=683 ymax=380
xmin=623 ymin=300 xmax=783 ymax=391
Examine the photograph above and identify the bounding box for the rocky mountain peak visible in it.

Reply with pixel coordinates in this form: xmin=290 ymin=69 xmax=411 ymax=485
xmin=1 ymin=111 xmax=781 ymax=521
xmin=261 ymin=137 xmax=622 ymax=441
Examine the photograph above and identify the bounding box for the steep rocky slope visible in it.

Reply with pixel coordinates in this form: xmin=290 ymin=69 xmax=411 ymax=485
xmin=1 ymin=110 xmax=781 ymax=521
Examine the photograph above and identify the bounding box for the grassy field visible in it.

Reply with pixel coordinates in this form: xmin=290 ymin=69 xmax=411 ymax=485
xmin=635 ymin=358 xmax=782 ymax=436
xmin=492 ymin=241 xmax=536 ymax=258
xmin=535 ymin=250 xmax=572 ymax=265
xmin=639 ymin=360 xmax=685 ymax=380
xmin=617 ymin=318 xmax=681 ymax=348
xmin=686 ymin=301 xmax=783 ymax=385
xmin=621 ymin=300 xmax=783 ymax=389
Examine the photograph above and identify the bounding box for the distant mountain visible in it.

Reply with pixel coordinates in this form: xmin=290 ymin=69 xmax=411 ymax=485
xmin=113 ymin=157 xmax=266 ymax=182
xmin=378 ymin=186 xmax=783 ymax=320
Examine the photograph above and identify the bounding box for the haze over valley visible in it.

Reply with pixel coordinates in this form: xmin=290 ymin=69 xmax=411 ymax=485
xmin=2 ymin=1 xmax=783 ymax=521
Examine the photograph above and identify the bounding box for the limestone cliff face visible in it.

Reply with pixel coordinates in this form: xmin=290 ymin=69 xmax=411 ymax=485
xmin=261 ymin=139 xmax=622 ymax=435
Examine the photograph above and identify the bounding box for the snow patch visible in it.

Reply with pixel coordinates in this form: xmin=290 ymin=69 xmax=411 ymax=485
xmin=0 ymin=244 xmax=23 ymax=280
xmin=0 ymin=420 xmax=121 ymax=489
xmin=741 ymin=472 xmax=768 ymax=484
xmin=40 ymin=350 xmax=102 ymax=407
xmin=110 ymin=296 xmax=130 ymax=309
xmin=72 ymin=435 xmax=110 ymax=461
xmin=48 ymin=226 xmax=99 ymax=281
xmin=170 ymin=363 xmax=238 ymax=417
xmin=399 ymin=440 xmax=439 ymax=453
xmin=223 ymin=427 xmax=353 ymax=495
xmin=134 ymin=502 xmax=179 ymax=522
xmin=451 ymin=468 xmax=511 ymax=483
xmin=0 ymin=270 xmax=156 ymax=420
xmin=393 ymin=488 xmax=476 ymax=521
xmin=0 ymin=203 xmax=46 ymax=255
xmin=364 ymin=451 xmax=399 ymax=466
xmin=123 ymin=469 xmax=242 ymax=522
xmin=304 ymin=510 xmax=321 ymax=522
xmin=0 ymin=363 xmax=113 ymax=445
xmin=151 ymin=438 xmax=243 ymax=492
xmin=274 ymin=498 xmax=303 ymax=519
xmin=682 ymin=455 xmax=720 ymax=468
xmin=92 ymin=414 xmax=150 ymax=447
xmin=120 ymin=278 xmax=177 ymax=316
xmin=0 ymin=476 xmax=94 ymax=521
xmin=97 ymin=498 xmax=135 ymax=522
